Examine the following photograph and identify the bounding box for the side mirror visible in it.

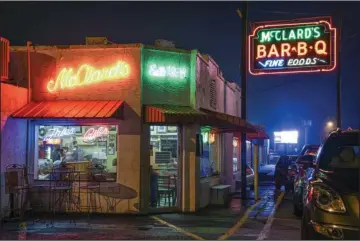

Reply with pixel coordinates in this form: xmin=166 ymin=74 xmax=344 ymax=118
xmin=297 ymin=155 xmax=315 ymax=167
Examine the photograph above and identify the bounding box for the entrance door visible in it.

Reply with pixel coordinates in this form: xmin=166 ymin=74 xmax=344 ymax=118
xmin=149 ymin=125 xmax=180 ymax=210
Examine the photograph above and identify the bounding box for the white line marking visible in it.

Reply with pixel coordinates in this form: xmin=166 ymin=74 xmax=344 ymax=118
xmin=256 ymin=192 xmax=285 ymax=240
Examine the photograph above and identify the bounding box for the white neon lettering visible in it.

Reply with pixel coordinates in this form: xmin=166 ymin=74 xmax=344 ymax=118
xmin=287 ymin=57 xmax=318 ymax=66
xmin=83 ymin=127 xmax=109 ymax=142
xmin=44 ymin=128 xmax=75 ymax=140
xmin=148 ymin=64 xmax=187 ymax=79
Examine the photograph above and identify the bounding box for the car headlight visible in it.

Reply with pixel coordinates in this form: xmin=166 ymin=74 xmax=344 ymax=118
xmin=310 ymin=183 xmax=346 ymax=213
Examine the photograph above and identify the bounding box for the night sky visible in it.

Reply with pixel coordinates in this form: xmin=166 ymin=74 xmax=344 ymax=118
xmin=1 ymin=1 xmax=359 ymax=145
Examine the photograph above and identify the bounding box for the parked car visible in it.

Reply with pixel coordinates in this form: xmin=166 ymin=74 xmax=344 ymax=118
xmin=274 ymin=155 xmax=298 ymax=191
xmin=301 ymin=129 xmax=359 ymax=239
xmin=299 ymin=144 xmax=320 ymax=156
xmin=293 ymin=145 xmax=320 ymax=216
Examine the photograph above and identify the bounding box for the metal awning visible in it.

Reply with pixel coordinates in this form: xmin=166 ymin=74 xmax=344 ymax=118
xmin=11 ymin=100 xmax=124 ymax=119
xmin=144 ymin=105 xmax=209 ymax=124
xmin=145 ymin=105 xmax=257 ymax=133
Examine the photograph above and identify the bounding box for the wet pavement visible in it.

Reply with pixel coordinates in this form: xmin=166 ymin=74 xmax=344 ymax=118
xmin=265 ymin=194 xmax=301 ymax=240
xmin=0 ymin=183 xmax=302 ymax=240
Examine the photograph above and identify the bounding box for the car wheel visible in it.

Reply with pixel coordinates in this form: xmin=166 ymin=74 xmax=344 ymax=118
xmin=275 ymin=180 xmax=281 ymax=190
xmin=293 ymin=203 xmax=302 ymax=217
xmin=301 ymin=211 xmax=315 ymax=240
xmin=301 ymin=212 xmax=308 ymax=240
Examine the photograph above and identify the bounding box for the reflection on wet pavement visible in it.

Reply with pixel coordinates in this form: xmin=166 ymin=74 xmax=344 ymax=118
xmin=0 ymin=185 xmax=288 ymax=240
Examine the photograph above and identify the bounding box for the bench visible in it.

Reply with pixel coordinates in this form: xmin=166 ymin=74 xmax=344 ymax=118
xmin=210 ymin=185 xmax=231 ymax=206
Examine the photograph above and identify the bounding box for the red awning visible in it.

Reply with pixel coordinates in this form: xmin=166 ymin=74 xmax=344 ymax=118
xmin=11 ymin=100 xmax=124 ymax=119
xmin=145 ymin=105 xmax=208 ymax=124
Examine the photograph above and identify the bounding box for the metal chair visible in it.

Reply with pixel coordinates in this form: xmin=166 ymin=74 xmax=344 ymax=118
xmin=49 ymin=163 xmax=76 ymax=226
xmin=79 ymin=163 xmax=104 ymax=223
xmin=3 ymin=164 xmax=28 ymax=222
xmin=157 ymin=175 xmax=173 ymax=207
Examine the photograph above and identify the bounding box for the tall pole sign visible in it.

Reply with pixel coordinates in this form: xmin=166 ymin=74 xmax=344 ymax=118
xmin=248 ymin=17 xmax=337 ymax=75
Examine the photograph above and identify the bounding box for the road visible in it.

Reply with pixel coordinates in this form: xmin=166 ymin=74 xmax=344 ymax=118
xmin=0 ymin=171 xmax=303 ymax=240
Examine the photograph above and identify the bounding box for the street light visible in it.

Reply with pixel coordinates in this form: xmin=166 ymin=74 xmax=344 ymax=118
xmin=326 ymin=121 xmax=334 ymax=128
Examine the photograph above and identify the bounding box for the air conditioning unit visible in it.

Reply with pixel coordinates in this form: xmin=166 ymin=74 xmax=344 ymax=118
xmin=0 ymin=37 xmax=10 ymax=81
xmin=155 ymin=39 xmax=175 ymax=48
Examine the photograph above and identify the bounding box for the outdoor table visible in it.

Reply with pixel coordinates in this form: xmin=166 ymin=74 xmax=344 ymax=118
xmin=98 ymin=183 xmax=137 ymax=213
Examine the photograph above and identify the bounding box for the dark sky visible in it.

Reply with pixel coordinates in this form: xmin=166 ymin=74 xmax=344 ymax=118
xmin=1 ymin=1 xmax=359 ymax=145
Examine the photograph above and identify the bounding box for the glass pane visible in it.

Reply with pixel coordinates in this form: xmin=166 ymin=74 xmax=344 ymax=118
xmin=149 ymin=125 xmax=179 ymax=208
xmin=35 ymin=125 xmax=117 ymax=181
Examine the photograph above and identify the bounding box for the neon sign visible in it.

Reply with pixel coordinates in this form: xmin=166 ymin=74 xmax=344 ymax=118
xmin=83 ymin=127 xmax=109 ymax=142
xmin=44 ymin=128 xmax=75 ymax=141
xmin=249 ymin=19 xmax=336 ymax=75
xmin=47 ymin=61 xmax=130 ymax=92
xmin=147 ymin=63 xmax=187 ymax=79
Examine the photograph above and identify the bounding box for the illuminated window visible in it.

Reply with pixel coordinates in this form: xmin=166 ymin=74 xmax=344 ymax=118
xmin=200 ymin=130 xmax=219 ymax=177
xmin=34 ymin=125 xmax=118 ymax=181
xmin=233 ymin=138 xmax=239 ymax=172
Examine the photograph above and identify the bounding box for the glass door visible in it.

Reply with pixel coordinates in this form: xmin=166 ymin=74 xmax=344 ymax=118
xmin=149 ymin=125 xmax=180 ymax=210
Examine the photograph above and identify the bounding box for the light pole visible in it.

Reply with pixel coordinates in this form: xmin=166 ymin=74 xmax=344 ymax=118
xmin=302 ymin=120 xmax=312 ymax=145
xmin=237 ymin=1 xmax=248 ymax=200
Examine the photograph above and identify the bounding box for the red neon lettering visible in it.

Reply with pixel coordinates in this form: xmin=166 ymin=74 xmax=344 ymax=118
xmin=314 ymin=40 xmax=328 ymax=55
xmin=297 ymin=42 xmax=308 ymax=56
xmin=281 ymin=43 xmax=291 ymax=57
xmin=83 ymin=127 xmax=109 ymax=142
xmin=47 ymin=61 xmax=130 ymax=92
xmin=256 ymin=45 xmax=267 ymax=59
xmin=267 ymin=44 xmax=279 ymax=58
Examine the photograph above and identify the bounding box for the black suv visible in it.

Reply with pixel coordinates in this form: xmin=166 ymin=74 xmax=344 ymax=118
xmin=301 ymin=129 xmax=360 ymax=239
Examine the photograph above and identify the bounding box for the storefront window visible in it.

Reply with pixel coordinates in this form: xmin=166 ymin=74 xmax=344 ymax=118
xmin=233 ymin=138 xmax=239 ymax=172
xmin=149 ymin=125 xmax=179 ymax=208
xmin=34 ymin=125 xmax=118 ymax=181
xmin=200 ymin=130 xmax=219 ymax=177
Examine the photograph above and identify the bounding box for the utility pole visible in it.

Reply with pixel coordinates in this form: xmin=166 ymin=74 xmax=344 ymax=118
xmin=302 ymin=120 xmax=312 ymax=145
xmin=336 ymin=10 xmax=342 ymax=129
xmin=237 ymin=1 xmax=248 ymax=200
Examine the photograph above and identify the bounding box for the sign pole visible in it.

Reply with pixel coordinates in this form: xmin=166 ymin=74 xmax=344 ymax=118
xmin=336 ymin=12 xmax=342 ymax=129
xmin=237 ymin=1 xmax=249 ymax=200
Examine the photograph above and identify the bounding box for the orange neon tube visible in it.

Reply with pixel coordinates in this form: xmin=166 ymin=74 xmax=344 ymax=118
xmin=47 ymin=61 xmax=130 ymax=92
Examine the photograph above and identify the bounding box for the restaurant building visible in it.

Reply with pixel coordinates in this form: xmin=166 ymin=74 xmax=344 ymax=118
xmin=0 ymin=38 xmax=268 ymax=217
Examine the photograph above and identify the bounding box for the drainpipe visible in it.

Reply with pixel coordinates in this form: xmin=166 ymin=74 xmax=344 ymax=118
xmin=26 ymin=41 xmax=31 ymax=168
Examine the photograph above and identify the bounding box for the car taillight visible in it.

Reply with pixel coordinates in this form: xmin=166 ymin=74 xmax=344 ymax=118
xmin=307 ymin=183 xmax=346 ymax=213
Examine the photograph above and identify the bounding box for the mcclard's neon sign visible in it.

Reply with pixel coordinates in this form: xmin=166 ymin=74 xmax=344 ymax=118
xmin=248 ymin=19 xmax=337 ymax=75
xmin=47 ymin=61 xmax=130 ymax=92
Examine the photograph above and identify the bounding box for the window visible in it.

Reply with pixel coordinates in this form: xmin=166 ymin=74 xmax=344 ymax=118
xmin=34 ymin=125 xmax=118 ymax=181
xmin=200 ymin=130 xmax=219 ymax=177
xmin=233 ymin=138 xmax=239 ymax=172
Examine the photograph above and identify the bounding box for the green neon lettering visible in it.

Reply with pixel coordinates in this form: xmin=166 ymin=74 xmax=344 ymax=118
xmin=288 ymin=30 xmax=296 ymax=40
xmin=313 ymin=26 xmax=321 ymax=38
xmin=260 ymin=31 xmax=271 ymax=43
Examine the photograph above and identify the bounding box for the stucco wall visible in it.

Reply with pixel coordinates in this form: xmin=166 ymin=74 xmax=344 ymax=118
xmin=8 ymin=46 xmax=143 ymax=213
xmin=0 ymin=83 xmax=28 ymax=219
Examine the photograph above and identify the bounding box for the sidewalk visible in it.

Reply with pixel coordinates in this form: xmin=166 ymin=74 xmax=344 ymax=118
xmin=0 ymin=185 xmax=278 ymax=240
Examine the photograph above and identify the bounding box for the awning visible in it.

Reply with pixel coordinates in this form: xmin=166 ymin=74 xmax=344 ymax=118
xmin=11 ymin=100 xmax=124 ymax=119
xmin=247 ymin=127 xmax=269 ymax=140
xmin=145 ymin=105 xmax=257 ymax=133
xmin=144 ymin=105 xmax=208 ymax=124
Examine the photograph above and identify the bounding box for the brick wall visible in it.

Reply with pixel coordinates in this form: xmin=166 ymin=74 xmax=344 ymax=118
xmin=0 ymin=83 xmax=28 ymax=219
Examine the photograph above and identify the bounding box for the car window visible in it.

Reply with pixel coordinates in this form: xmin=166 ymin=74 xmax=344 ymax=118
xmin=317 ymin=133 xmax=359 ymax=190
